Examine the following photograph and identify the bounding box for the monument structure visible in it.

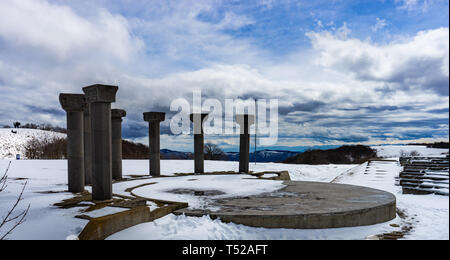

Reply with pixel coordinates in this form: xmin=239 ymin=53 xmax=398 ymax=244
xmin=111 ymin=109 xmax=126 ymax=180
xmin=143 ymin=112 xmax=165 ymax=176
xmin=236 ymin=114 xmax=255 ymax=173
xmin=83 ymin=104 xmax=92 ymax=185
xmin=59 ymin=94 xmax=86 ymax=193
xmin=190 ymin=113 xmax=209 ymax=174
xmin=82 ymin=84 xmax=118 ymax=201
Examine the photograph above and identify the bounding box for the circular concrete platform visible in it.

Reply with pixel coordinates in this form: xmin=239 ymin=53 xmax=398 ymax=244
xmin=173 ymin=181 xmax=396 ymax=229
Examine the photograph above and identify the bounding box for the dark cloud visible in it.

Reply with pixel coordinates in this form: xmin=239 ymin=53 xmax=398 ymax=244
xmin=122 ymin=123 xmax=148 ymax=139
xmin=279 ymin=101 xmax=326 ymax=115
xmin=26 ymin=105 xmax=65 ymax=117
xmin=426 ymin=108 xmax=449 ymax=114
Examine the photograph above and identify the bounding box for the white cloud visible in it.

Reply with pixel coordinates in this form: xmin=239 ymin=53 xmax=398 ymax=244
xmin=259 ymin=0 xmax=276 ymax=9
xmin=0 ymin=0 xmax=447 ymax=147
xmin=371 ymin=18 xmax=388 ymax=32
xmin=216 ymin=12 xmax=255 ymax=30
xmin=307 ymin=27 xmax=449 ymax=95
xmin=396 ymin=0 xmax=431 ymax=12
xmin=127 ymin=3 xmax=264 ymax=71
xmin=0 ymin=0 xmax=143 ymax=62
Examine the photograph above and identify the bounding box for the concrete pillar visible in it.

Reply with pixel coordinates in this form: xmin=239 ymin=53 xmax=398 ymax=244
xmin=236 ymin=114 xmax=255 ymax=173
xmin=83 ymin=104 xmax=92 ymax=185
xmin=59 ymin=94 xmax=86 ymax=193
xmin=143 ymin=112 xmax=165 ymax=176
xmin=190 ymin=113 xmax=209 ymax=174
xmin=111 ymin=109 xmax=126 ymax=180
xmin=82 ymin=84 xmax=118 ymax=201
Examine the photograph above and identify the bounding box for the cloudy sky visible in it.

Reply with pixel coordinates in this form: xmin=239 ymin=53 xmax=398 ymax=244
xmin=0 ymin=0 xmax=448 ymax=152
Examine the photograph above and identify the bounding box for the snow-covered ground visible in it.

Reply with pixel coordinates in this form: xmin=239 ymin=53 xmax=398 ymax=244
xmin=0 ymin=129 xmax=65 ymax=159
xmin=372 ymin=145 xmax=448 ymax=159
xmin=0 ymin=160 xmax=87 ymax=240
xmin=0 ymin=159 xmax=354 ymax=239
xmin=0 ymin=143 xmax=448 ymax=240
xmin=333 ymin=160 xmax=449 ymax=240
xmin=123 ymin=160 xmax=355 ymax=183
xmin=109 ymin=145 xmax=448 ymax=240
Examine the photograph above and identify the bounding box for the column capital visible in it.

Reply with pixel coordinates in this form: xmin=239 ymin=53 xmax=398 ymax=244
xmin=82 ymin=84 xmax=118 ymax=103
xmin=236 ymin=114 xmax=255 ymax=135
xmin=235 ymin=114 xmax=255 ymax=127
xmin=190 ymin=113 xmax=209 ymax=135
xmin=59 ymin=94 xmax=87 ymax=112
xmin=189 ymin=113 xmax=209 ymax=123
xmin=144 ymin=112 xmax=165 ymax=122
xmin=112 ymin=109 xmax=127 ymax=119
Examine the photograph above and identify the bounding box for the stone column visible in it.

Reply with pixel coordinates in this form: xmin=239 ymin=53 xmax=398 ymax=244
xmin=236 ymin=114 xmax=255 ymax=173
xmin=190 ymin=113 xmax=209 ymax=174
xmin=143 ymin=112 xmax=165 ymax=176
xmin=111 ymin=109 xmax=126 ymax=180
xmin=83 ymin=104 xmax=92 ymax=185
xmin=82 ymin=84 xmax=118 ymax=201
xmin=59 ymin=94 xmax=86 ymax=193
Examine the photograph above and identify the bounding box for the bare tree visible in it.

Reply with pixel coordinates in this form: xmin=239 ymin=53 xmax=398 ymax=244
xmin=409 ymin=150 xmax=421 ymax=157
xmin=204 ymin=143 xmax=226 ymax=161
xmin=0 ymin=162 xmax=30 ymax=240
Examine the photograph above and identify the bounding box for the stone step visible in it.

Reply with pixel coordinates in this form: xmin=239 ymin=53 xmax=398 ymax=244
xmin=403 ymin=167 xmax=449 ymax=172
xmin=400 ymin=171 xmax=449 ymax=178
xmin=402 ymin=187 xmax=449 ymax=196
xmin=399 ymin=178 xmax=449 ymax=185
xmin=401 ymin=182 xmax=449 ymax=191
xmin=400 ymin=181 xmax=449 ymax=189
xmin=399 ymin=172 xmax=449 ymax=180
xmin=404 ymin=165 xmax=449 ymax=170
xmin=399 ymin=175 xmax=449 ymax=182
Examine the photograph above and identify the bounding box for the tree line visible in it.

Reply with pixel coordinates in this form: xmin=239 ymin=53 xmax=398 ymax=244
xmin=4 ymin=122 xmax=67 ymax=134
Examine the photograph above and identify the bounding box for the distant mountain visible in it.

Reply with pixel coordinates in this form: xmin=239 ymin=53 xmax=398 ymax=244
xmin=159 ymin=149 xmax=300 ymax=162
xmin=161 ymin=149 xmax=193 ymax=160
xmin=226 ymin=150 xmax=301 ymax=163
xmin=161 ymin=149 xmax=299 ymax=162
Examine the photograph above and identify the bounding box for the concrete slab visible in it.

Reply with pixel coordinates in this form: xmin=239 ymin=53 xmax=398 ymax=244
xmin=174 ymin=181 xmax=396 ymax=229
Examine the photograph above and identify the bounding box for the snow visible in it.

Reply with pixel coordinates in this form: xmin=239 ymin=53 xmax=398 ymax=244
xmin=0 ymin=159 xmax=354 ymax=239
xmin=82 ymin=207 xmax=129 ymax=219
xmin=372 ymin=145 xmax=448 ymax=159
xmin=0 ymin=160 xmax=87 ymax=240
xmin=121 ymin=160 xmax=355 ymax=182
xmin=0 ymin=128 xmax=65 ymax=159
xmin=106 ymin=213 xmax=400 ymax=240
xmin=0 ymin=143 xmax=448 ymax=240
xmin=332 ymin=160 xmax=449 ymax=240
xmin=108 ymin=158 xmax=448 ymax=240
xmin=131 ymin=175 xmax=286 ymax=210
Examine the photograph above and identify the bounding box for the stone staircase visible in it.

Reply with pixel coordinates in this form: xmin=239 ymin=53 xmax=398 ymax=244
xmin=397 ymin=155 xmax=449 ymax=196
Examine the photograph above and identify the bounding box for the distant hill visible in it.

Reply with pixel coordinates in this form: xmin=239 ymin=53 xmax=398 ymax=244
xmin=283 ymin=145 xmax=377 ymax=165
xmin=124 ymin=143 xmax=298 ymax=162
xmin=0 ymin=129 xmax=373 ymax=163
xmin=408 ymin=142 xmax=449 ymax=149
xmin=226 ymin=150 xmax=300 ymax=163
xmin=161 ymin=149 xmax=193 ymax=160
xmin=122 ymin=140 xmax=149 ymax=159
xmin=0 ymin=128 xmax=65 ymax=159
xmin=123 ymin=141 xmax=193 ymax=160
